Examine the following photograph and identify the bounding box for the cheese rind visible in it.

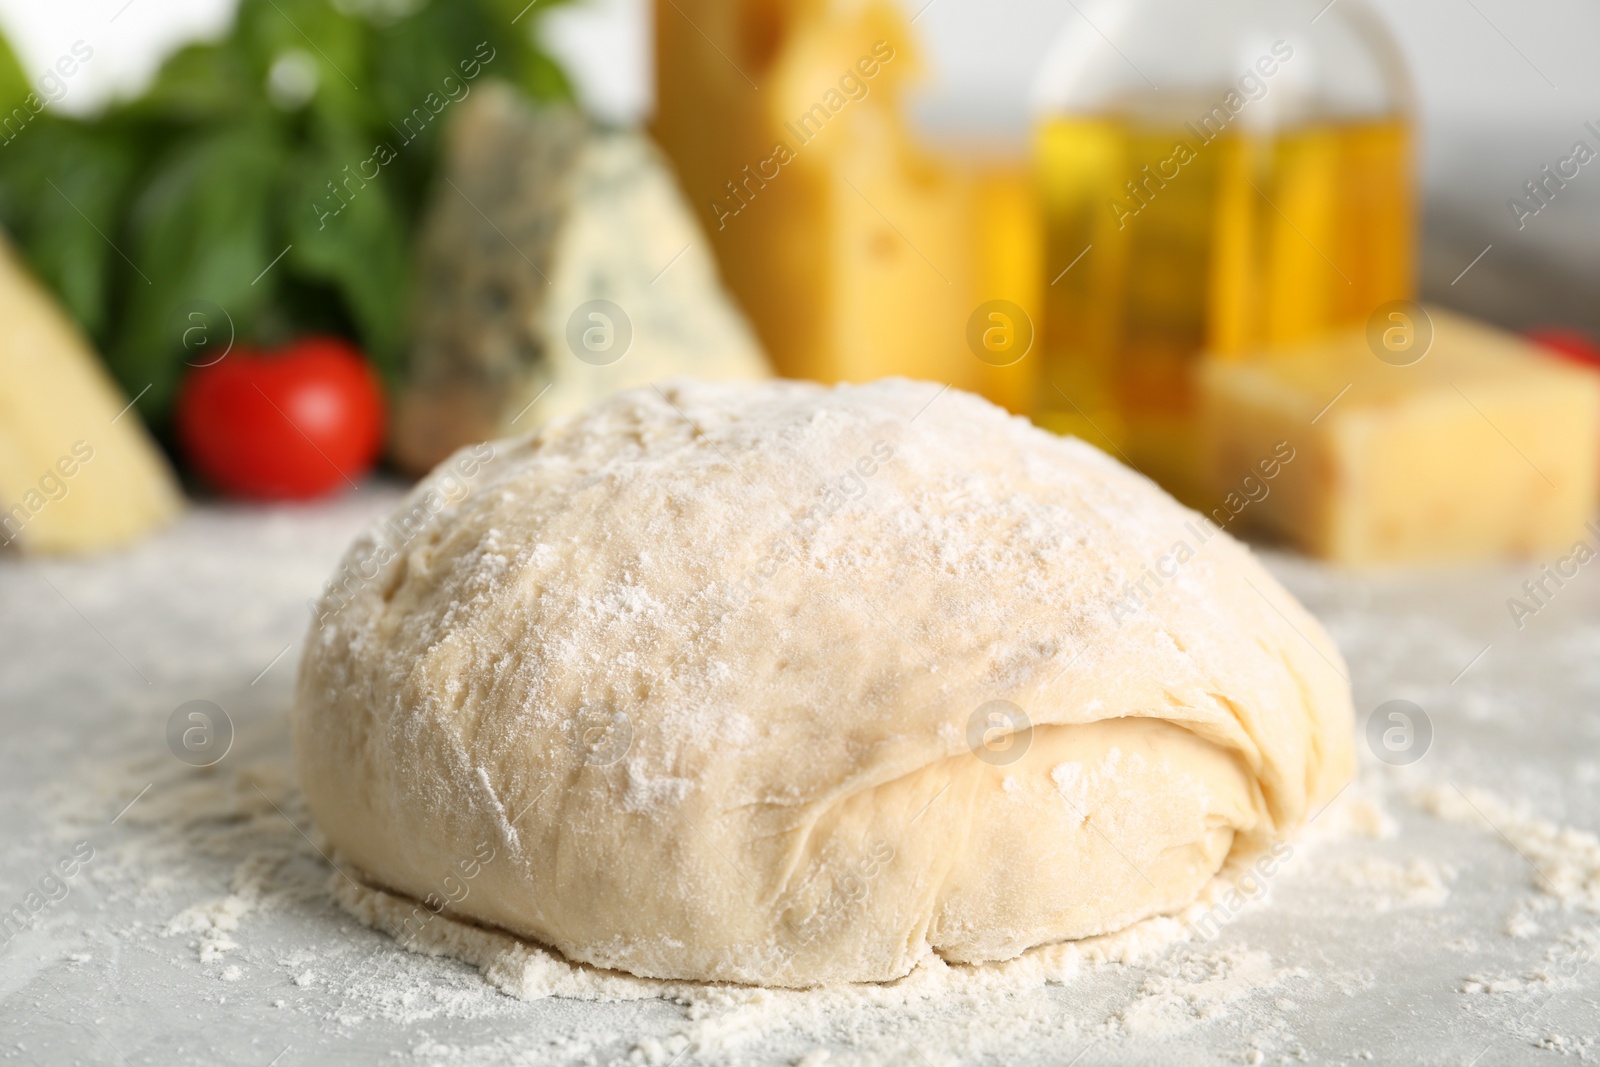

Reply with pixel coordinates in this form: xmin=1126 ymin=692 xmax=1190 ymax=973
xmin=0 ymin=233 xmax=182 ymax=554
xmin=1198 ymin=308 xmax=1600 ymax=564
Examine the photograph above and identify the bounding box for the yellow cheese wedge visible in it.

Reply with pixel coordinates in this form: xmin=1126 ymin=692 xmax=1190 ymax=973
xmin=653 ymin=0 xmax=1039 ymax=413
xmin=1197 ymin=308 xmax=1600 ymax=564
xmin=0 ymin=232 xmax=182 ymax=554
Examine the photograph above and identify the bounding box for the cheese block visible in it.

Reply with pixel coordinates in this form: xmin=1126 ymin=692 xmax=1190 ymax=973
xmin=653 ymin=0 xmax=1039 ymax=414
xmin=1198 ymin=308 xmax=1600 ymax=564
xmin=0 ymin=232 xmax=182 ymax=554
xmin=392 ymin=85 xmax=772 ymax=475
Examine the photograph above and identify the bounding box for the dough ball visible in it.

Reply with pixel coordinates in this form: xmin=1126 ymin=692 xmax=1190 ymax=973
xmin=293 ymin=379 xmax=1353 ymax=986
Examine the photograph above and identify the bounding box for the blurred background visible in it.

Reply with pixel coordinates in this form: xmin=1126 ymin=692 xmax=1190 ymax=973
xmin=2 ymin=0 xmax=1599 ymax=564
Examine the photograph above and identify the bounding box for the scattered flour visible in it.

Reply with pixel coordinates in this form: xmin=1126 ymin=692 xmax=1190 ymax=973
xmin=1339 ymin=857 xmax=1455 ymax=910
xmin=1305 ymin=791 xmax=1399 ymax=842
xmin=1506 ymin=910 xmax=1542 ymax=940
xmin=1460 ymin=925 xmax=1600 ymax=997
xmin=1115 ymin=949 xmax=1304 ymax=1039
xmin=1415 ymin=785 xmax=1600 ymax=913
xmin=1414 ymin=783 xmax=1600 ymax=1053
xmin=164 ymin=872 xmax=260 ymax=962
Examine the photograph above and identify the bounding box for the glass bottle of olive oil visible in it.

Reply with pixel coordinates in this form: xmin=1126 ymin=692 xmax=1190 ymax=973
xmin=1032 ymin=0 xmax=1414 ymax=504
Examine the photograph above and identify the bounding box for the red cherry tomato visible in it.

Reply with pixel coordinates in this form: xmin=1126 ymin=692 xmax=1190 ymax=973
xmin=1525 ymin=327 xmax=1600 ymax=368
xmin=176 ymin=336 xmax=386 ymax=500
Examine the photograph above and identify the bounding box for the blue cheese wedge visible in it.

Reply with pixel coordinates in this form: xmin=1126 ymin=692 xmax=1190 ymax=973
xmin=393 ymin=86 xmax=771 ymax=473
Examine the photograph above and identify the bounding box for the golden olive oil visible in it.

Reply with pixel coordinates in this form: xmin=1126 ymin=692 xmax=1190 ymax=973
xmin=1034 ymin=112 xmax=1413 ymax=502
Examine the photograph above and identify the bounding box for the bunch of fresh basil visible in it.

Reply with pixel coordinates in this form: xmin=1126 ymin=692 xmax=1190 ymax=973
xmin=0 ymin=0 xmax=570 ymax=429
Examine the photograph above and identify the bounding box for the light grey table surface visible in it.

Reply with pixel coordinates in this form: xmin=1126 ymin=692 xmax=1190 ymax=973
xmin=1 ymin=484 xmax=1596 ymax=1066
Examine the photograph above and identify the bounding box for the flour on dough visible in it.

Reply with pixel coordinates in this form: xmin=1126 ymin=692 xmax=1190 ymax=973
xmin=293 ymin=378 xmax=1353 ymax=986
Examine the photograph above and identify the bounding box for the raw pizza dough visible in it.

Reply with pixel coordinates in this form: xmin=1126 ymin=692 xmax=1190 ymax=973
xmin=293 ymin=379 xmax=1353 ymax=986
